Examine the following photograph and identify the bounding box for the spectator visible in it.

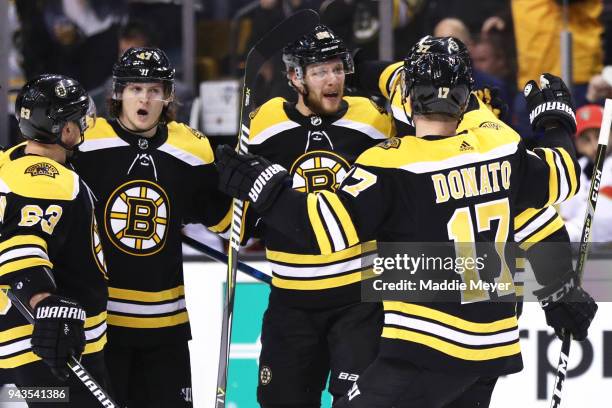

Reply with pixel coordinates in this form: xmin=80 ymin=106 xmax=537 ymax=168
xmin=560 ymin=104 xmax=612 ymax=242
xmin=422 ymin=0 xmax=509 ymax=37
xmin=433 ymin=18 xmax=513 ymax=123
xmin=89 ymin=20 xmax=194 ymax=123
xmin=320 ymin=0 xmax=426 ymax=60
xmin=16 ymin=0 xmax=126 ymax=90
xmin=511 ymin=0 xmax=603 ymax=140
xmin=586 ymin=67 xmax=612 ymax=102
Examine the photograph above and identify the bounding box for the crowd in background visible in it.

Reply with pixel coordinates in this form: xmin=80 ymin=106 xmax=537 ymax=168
xmin=5 ymin=0 xmax=612 ymax=243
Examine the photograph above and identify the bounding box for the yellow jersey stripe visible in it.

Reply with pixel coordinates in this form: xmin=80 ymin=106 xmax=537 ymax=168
xmin=382 ymin=327 xmax=521 ymax=361
xmin=107 ymin=311 xmax=189 ymax=328
xmin=378 ymin=62 xmax=403 ymax=99
xmin=272 ymin=268 xmax=375 ymax=290
xmin=0 ymin=235 xmax=48 ymax=253
xmin=0 ymin=258 xmax=53 ymax=277
xmin=266 ymin=241 xmax=376 ymax=265
xmin=85 ymin=311 xmax=107 ymax=329
xmin=0 ymin=335 xmax=106 ymax=369
xmin=0 ymin=312 xmax=107 ymax=343
xmin=514 ymin=208 xmax=542 ymax=230
xmin=208 ymin=205 xmax=233 ymax=233
xmin=557 ymin=148 xmax=578 ymax=198
xmin=307 ymin=194 xmax=332 ymax=254
xmin=164 ymin=122 xmax=214 ymax=165
xmin=108 ymin=286 xmax=185 ymax=303
xmin=519 ymin=215 xmax=564 ymax=251
xmin=383 ymin=302 xmax=517 ymax=333
xmin=542 ymin=149 xmax=559 ymax=206
xmin=320 ymin=191 xmax=359 ymax=247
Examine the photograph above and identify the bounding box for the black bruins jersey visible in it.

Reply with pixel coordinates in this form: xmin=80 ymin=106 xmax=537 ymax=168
xmin=246 ymin=96 xmax=394 ymax=308
xmin=368 ymin=60 xmax=573 ymax=305
xmin=263 ymin=125 xmax=579 ymax=375
xmin=73 ymin=118 xmax=231 ymax=346
xmin=0 ymin=144 xmax=108 ymax=370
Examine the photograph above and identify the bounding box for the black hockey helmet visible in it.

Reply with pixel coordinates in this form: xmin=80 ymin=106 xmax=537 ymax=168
xmin=15 ymin=74 xmax=94 ymax=148
xmin=403 ymin=36 xmax=474 ymax=119
xmin=112 ymin=47 xmax=175 ymax=101
xmin=282 ymin=25 xmax=354 ymax=82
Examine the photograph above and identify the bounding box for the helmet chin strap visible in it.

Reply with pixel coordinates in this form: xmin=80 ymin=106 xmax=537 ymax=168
xmin=117 ymin=117 xmax=159 ymax=135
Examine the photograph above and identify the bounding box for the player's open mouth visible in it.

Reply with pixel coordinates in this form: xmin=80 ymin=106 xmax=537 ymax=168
xmin=323 ymin=92 xmax=339 ymax=101
xmin=137 ymin=109 xmax=149 ymax=119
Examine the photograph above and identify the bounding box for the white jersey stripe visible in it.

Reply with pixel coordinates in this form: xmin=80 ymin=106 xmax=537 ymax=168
xmin=158 ymin=144 xmax=208 ymax=166
xmin=384 ymin=313 xmax=519 ymax=346
xmin=0 ymin=247 xmax=49 ymax=265
xmin=107 ymin=298 xmax=187 ymax=315
xmin=270 ymin=253 xmax=376 ymax=279
xmin=317 ymin=195 xmax=346 ymax=252
xmin=249 ymin=121 xmax=301 ymax=146
xmin=332 ymin=119 xmax=388 ymax=140
xmin=514 ymin=206 xmax=557 ymax=243
xmin=79 ymin=137 xmax=130 ymax=152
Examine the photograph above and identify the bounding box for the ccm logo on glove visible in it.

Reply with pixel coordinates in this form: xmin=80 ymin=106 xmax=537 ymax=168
xmin=529 ymin=102 xmax=576 ymax=125
xmin=249 ymin=164 xmax=286 ymax=202
xmin=36 ymin=304 xmax=86 ymax=321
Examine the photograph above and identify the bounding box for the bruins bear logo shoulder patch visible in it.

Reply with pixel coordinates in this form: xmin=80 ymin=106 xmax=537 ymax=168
xmin=25 ymin=162 xmax=60 ymax=178
xmin=377 ymin=137 xmax=401 ymax=150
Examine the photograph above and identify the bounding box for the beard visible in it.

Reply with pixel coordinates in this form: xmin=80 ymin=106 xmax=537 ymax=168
xmin=304 ymin=89 xmax=343 ymax=115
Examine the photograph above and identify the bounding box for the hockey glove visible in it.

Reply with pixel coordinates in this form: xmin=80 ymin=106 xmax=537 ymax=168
xmin=474 ymin=86 xmax=508 ymax=120
xmin=31 ymin=295 xmax=86 ymax=380
xmin=216 ymin=145 xmax=289 ymax=213
xmin=524 ymin=73 xmax=577 ymax=133
xmin=534 ymin=270 xmax=597 ymax=341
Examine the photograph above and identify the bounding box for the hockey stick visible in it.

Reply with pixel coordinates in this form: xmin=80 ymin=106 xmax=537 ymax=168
xmin=215 ymin=10 xmax=320 ymax=407
xmin=549 ymin=98 xmax=612 ymax=408
xmin=181 ymin=235 xmax=271 ymax=284
xmin=1 ymin=288 xmax=118 ymax=408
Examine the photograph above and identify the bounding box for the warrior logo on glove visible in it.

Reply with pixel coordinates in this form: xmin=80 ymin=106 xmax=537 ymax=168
xmin=249 ymin=164 xmax=286 ymax=202
xmin=524 ymin=73 xmax=577 ymax=133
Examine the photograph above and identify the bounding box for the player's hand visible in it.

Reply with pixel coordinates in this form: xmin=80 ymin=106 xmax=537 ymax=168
xmin=534 ymin=271 xmax=597 ymax=341
xmin=524 ymin=73 xmax=577 ymax=133
xmin=215 ymin=145 xmax=289 ymax=212
xmin=31 ymin=295 xmax=86 ymax=380
xmin=474 ymin=86 xmax=507 ymax=120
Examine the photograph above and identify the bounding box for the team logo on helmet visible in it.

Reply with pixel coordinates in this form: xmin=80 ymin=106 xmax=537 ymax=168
xmin=104 ymin=180 xmax=170 ymax=256
xmin=316 ymin=31 xmax=332 ymax=40
xmin=290 ymin=151 xmax=351 ymax=193
xmin=524 ymin=83 xmax=533 ymax=97
xmin=55 ymin=83 xmax=67 ymax=97
xmin=259 ymin=366 xmax=272 ymax=385
xmin=25 ymin=162 xmax=60 ymax=178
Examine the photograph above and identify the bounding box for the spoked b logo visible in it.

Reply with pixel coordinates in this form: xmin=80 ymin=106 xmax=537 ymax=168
xmin=104 ymin=180 xmax=170 ymax=256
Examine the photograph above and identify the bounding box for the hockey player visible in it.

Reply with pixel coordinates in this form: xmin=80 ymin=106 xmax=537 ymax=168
xmin=214 ymin=37 xmax=597 ymax=407
xmin=72 ymin=47 xmax=232 ymax=407
xmin=0 ymin=74 xmax=109 ymax=406
xmin=353 ymin=35 xmax=579 ymax=324
xmin=241 ymin=25 xmax=394 ymax=406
